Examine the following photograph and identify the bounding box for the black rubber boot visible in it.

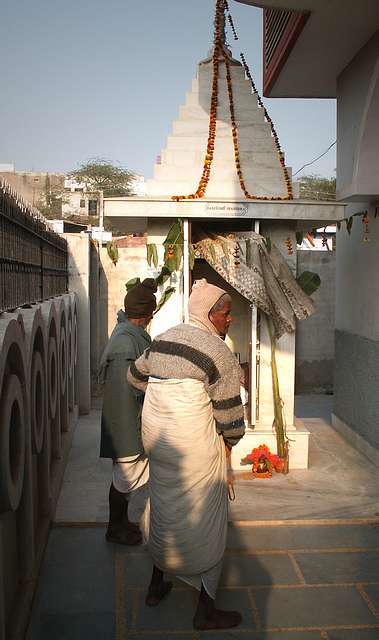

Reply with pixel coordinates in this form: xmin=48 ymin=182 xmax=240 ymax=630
xmin=193 ymin=584 xmax=242 ymax=630
xmin=105 ymin=483 xmax=142 ymax=546
xmin=145 ymin=565 xmax=173 ymax=606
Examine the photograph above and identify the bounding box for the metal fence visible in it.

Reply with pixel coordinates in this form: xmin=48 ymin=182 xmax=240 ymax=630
xmin=0 ymin=179 xmax=68 ymax=313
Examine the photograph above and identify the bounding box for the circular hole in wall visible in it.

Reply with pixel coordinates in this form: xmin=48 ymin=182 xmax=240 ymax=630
xmin=9 ymin=399 xmax=22 ymax=485
xmin=35 ymin=370 xmax=43 ymax=425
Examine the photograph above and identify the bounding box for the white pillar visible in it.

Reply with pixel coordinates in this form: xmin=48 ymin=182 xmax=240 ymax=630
xmin=183 ymin=219 xmax=190 ymax=323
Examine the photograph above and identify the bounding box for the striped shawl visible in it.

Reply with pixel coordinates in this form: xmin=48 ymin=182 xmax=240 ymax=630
xmin=127 ymin=323 xmax=245 ymax=447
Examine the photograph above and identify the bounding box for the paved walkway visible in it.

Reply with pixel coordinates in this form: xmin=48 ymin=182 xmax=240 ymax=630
xmin=27 ymin=396 xmax=379 ymax=639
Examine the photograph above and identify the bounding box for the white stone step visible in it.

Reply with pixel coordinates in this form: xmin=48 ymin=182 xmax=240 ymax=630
xmin=146 ymin=177 xmax=287 ymax=198
xmin=178 ymin=103 xmax=266 ymax=125
xmin=160 ymin=148 xmax=282 ymax=168
xmin=171 ymin=120 xmax=273 ymax=138
xmin=165 ymin=134 xmax=277 ymax=153
xmin=153 ymin=162 xmax=286 ymax=182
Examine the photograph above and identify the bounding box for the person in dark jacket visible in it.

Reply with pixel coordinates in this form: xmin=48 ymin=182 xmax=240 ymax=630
xmin=99 ymin=278 xmax=157 ymax=545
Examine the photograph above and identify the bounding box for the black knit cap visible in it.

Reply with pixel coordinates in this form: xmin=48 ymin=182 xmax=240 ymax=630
xmin=124 ymin=278 xmax=157 ymax=318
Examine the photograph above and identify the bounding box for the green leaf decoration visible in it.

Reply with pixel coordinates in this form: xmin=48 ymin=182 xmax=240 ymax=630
xmin=174 ymin=243 xmax=183 ymax=271
xmin=155 ymin=266 xmax=171 ymax=286
xmin=147 ymin=243 xmax=158 ymax=269
xmin=295 ymin=231 xmax=304 ymax=246
xmin=154 ymin=286 xmax=176 ymax=314
xmin=189 ymin=243 xmax=196 ymax=270
xmin=263 ymin=236 xmax=272 ymax=253
xmin=125 ymin=277 xmax=141 ymax=291
xmin=220 ymin=239 xmax=230 ymax=260
xmin=164 ymin=242 xmax=183 ymax=272
xmin=297 ymin=271 xmax=321 ymax=296
xmin=163 ymin=219 xmax=183 ymax=247
xmin=208 ymin=242 xmax=216 ymax=264
xmin=106 ymin=240 xmax=119 ymax=266
xmin=336 ymin=221 xmax=341 ymax=231
xmin=245 ymin=239 xmax=252 ymax=267
xmin=346 ymin=217 xmax=353 ymax=234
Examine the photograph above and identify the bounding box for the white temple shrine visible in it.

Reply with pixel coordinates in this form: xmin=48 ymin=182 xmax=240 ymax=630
xmin=104 ymin=15 xmax=344 ymax=470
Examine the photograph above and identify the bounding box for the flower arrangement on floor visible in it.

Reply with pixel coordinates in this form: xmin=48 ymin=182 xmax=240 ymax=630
xmin=241 ymin=444 xmax=286 ymax=478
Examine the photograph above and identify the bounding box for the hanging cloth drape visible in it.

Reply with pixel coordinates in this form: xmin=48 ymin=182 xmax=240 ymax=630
xmin=195 ymin=231 xmax=315 ymax=338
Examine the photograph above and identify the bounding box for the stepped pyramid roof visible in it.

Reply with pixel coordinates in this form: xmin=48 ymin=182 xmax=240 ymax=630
xmin=146 ymin=50 xmax=289 ymax=200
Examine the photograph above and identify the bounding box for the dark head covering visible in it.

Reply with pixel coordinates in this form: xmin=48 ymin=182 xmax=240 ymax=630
xmin=124 ymin=278 xmax=157 ymax=318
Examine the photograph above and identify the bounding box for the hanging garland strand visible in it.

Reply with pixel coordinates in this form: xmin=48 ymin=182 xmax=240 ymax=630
xmin=240 ymin=52 xmax=293 ymax=198
xmin=223 ymin=0 xmax=238 ymax=40
xmin=172 ymin=0 xmax=292 ymax=202
xmin=172 ymin=0 xmax=224 ymax=201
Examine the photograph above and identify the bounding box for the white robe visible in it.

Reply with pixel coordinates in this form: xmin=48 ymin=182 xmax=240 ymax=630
xmin=142 ymin=377 xmax=228 ymax=598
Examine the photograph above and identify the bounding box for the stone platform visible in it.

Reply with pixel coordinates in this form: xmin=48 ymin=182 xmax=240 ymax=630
xmin=26 ymin=395 xmax=379 ymax=639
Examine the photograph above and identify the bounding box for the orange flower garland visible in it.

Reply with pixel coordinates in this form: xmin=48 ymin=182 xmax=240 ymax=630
xmin=172 ymin=0 xmax=293 ymax=202
xmin=239 ymin=52 xmax=293 ymax=200
xmin=285 ymin=237 xmax=293 ymax=255
xmin=362 ymin=212 xmax=370 ymax=242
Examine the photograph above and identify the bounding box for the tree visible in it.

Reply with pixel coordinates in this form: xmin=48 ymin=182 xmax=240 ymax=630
xmin=35 ymin=173 xmax=68 ymax=219
xmin=298 ymin=174 xmax=336 ymax=201
xmin=67 ymin=158 xmax=136 ymax=197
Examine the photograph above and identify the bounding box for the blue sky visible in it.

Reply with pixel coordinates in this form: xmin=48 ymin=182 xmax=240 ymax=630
xmin=0 ymin=0 xmax=336 ymax=179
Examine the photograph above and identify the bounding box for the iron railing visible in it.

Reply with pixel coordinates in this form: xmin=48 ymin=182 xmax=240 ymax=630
xmin=0 ymin=179 xmax=68 ymax=313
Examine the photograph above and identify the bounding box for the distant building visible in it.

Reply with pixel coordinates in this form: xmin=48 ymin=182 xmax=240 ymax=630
xmin=0 ymin=164 xmax=65 ymax=215
xmin=62 ymin=177 xmax=100 ymax=219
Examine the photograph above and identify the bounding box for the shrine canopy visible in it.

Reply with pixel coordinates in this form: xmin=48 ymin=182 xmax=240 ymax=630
xmin=194 ymin=230 xmax=315 ymax=338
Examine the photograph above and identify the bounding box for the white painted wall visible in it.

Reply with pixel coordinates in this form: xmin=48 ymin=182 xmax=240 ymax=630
xmin=65 ymin=233 xmax=91 ymax=413
xmin=335 ymin=204 xmax=379 ymax=341
xmin=337 ymin=30 xmax=379 ymax=200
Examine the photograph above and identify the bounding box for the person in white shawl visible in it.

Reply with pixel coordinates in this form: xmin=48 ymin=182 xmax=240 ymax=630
xmin=128 ymin=279 xmax=245 ymax=630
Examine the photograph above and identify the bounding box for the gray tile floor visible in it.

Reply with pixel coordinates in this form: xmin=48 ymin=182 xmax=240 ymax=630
xmin=28 ymin=525 xmax=379 ymax=639
xmin=27 ymin=395 xmax=379 ymax=639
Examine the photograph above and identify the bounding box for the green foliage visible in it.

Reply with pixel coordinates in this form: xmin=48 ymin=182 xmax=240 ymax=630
xmin=106 ymin=240 xmax=119 ymax=266
xmin=220 ymin=238 xmax=230 ymax=260
xmin=189 ymin=243 xmax=196 ymax=270
xmin=147 ymin=243 xmax=159 ymax=269
xmin=67 ymin=158 xmax=136 ymax=197
xmin=162 ymin=220 xmax=184 ymax=272
xmin=295 ymin=231 xmax=304 ymax=246
xmin=207 ymin=243 xmax=216 ymax=264
xmin=299 ymin=174 xmax=336 ymax=201
xmin=164 ymin=243 xmax=183 ymax=272
xmin=297 ymin=271 xmax=321 ymax=296
xmin=155 ymin=286 xmax=176 ymax=314
xmin=125 ymin=277 xmax=141 ymax=291
xmin=163 ymin=219 xmax=183 ymax=247
xmin=263 ymin=236 xmax=272 ymax=253
xmin=155 ymin=266 xmax=172 ymax=286
xmin=35 ymin=173 xmax=67 ymax=219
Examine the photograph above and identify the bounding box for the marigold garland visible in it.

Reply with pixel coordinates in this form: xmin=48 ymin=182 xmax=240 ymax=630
xmin=362 ymin=212 xmax=370 ymax=242
xmin=172 ymin=0 xmax=293 ymax=202
xmin=285 ymin=237 xmax=293 ymax=255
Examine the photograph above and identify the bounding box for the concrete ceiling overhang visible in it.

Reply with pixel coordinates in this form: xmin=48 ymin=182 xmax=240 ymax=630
xmin=235 ymin=0 xmax=379 ymax=98
xmin=104 ymin=196 xmax=345 ymax=224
